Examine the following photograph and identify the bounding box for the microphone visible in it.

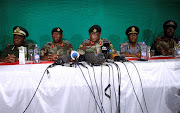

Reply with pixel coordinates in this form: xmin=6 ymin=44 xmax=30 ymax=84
xmin=71 ymin=50 xmax=79 ymax=60
xmin=84 ymin=52 xmax=105 ymax=66
xmin=114 ymin=55 xmax=128 ymax=62
xmin=101 ymin=42 xmax=110 ymax=59
xmin=48 ymin=55 xmax=71 ymax=68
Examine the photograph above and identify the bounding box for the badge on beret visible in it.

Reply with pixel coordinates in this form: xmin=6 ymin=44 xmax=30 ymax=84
xmin=52 ymin=44 xmax=55 ymax=48
xmin=99 ymin=41 xmax=102 ymax=45
xmin=57 ymin=28 xmax=60 ymax=32
xmin=93 ymin=28 xmax=97 ymax=33
xmin=61 ymin=43 xmax=63 ymax=47
xmin=169 ymin=21 xmax=174 ymax=25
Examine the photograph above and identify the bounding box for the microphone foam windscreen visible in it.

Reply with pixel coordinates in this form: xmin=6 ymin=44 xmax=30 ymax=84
xmin=85 ymin=53 xmax=105 ymax=66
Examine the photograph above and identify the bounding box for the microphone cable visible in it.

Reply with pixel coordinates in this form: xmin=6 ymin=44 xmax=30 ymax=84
xmin=92 ymin=66 xmax=106 ymax=113
xmin=77 ymin=61 xmax=104 ymax=113
xmin=129 ymin=61 xmax=149 ymax=113
xmin=121 ymin=62 xmax=145 ymax=113
xmin=23 ymin=67 xmax=49 ymax=113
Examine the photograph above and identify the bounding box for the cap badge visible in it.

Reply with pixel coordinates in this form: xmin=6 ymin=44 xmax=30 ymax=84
xmin=169 ymin=21 xmax=174 ymax=25
xmin=131 ymin=27 xmax=135 ymax=31
xmin=93 ymin=28 xmax=97 ymax=33
xmin=57 ymin=28 xmax=60 ymax=32
xmin=15 ymin=27 xmax=20 ymax=32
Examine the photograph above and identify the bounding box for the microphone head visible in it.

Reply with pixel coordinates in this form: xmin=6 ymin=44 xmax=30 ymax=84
xmin=78 ymin=55 xmax=85 ymax=62
xmin=54 ymin=55 xmax=71 ymax=65
xmin=84 ymin=52 xmax=105 ymax=66
xmin=71 ymin=50 xmax=79 ymax=60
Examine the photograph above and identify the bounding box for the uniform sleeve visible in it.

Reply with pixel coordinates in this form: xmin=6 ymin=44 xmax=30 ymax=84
xmin=120 ymin=44 xmax=126 ymax=53
xmin=154 ymin=36 xmax=163 ymax=52
xmin=1 ymin=46 xmax=9 ymax=58
xmin=77 ymin=42 xmax=86 ymax=55
xmin=66 ymin=42 xmax=73 ymax=55
xmin=40 ymin=43 xmax=49 ymax=57
xmin=108 ymin=40 xmax=117 ymax=55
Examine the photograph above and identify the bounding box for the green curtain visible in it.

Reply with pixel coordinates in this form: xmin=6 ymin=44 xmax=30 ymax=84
xmin=0 ymin=0 xmax=180 ymax=51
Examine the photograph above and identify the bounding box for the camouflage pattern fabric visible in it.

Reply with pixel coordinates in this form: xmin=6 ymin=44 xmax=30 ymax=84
xmin=0 ymin=43 xmax=33 ymax=58
xmin=40 ymin=40 xmax=73 ymax=57
xmin=154 ymin=35 xmax=179 ymax=54
xmin=77 ymin=38 xmax=117 ymax=56
xmin=120 ymin=42 xmax=142 ymax=54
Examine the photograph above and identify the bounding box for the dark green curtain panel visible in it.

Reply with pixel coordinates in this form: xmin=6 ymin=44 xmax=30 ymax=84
xmin=0 ymin=0 xmax=180 ymax=51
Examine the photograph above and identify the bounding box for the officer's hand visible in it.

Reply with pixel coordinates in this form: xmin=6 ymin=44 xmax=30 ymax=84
xmin=48 ymin=54 xmax=59 ymax=61
xmin=161 ymin=50 xmax=167 ymax=56
xmin=5 ymin=54 xmax=16 ymax=63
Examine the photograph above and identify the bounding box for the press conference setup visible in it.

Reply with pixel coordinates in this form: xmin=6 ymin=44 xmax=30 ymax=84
xmin=0 ymin=43 xmax=180 ymax=113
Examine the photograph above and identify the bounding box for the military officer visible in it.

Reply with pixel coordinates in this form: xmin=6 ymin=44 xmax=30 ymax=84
xmin=40 ymin=27 xmax=73 ymax=61
xmin=120 ymin=26 xmax=142 ymax=58
xmin=0 ymin=26 xmax=32 ymax=63
xmin=77 ymin=25 xmax=118 ymax=59
xmin=154 ymin=20 xmax=179 ymax=56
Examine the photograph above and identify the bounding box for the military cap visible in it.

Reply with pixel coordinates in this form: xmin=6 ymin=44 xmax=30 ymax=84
xmin=12 ymin=26 xmax=29 ymax=37
xmin=89 ymin=25 xmax=101 ymax=33
xmin=51 ymin=27 xmax=63 ymax=34
xmin=126 ymin=26 xmax=139 ymax=36
xmin=163 ymin=20 xmax=177 ymax=30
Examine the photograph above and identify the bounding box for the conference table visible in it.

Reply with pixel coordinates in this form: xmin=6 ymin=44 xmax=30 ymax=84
xmin=0 ymin=56 xmax=180 ymax=113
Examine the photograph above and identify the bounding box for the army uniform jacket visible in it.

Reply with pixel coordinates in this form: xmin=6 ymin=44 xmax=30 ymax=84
xmin=77 ymin=38 xmax=117 ymax=55
xmin=154 ymin=35 xmax=179 ymax=54
xmin=40 ymin=40 xmax=73 ymax=57
xmin=1 ymin=43 xmax=33 ymax=58
xmin=120 ymin=42 xmax=142 ymax=54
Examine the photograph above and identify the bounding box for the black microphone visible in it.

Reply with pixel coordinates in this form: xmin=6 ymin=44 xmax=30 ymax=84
xmin=101 ymin=42 xmax=110 ymax=59
xmin=114 ymin=55 xmax=128 ymax=62
xmin=48 ymin=55 xmax=71 ymax=68
xmin=84 ymin=52 xmax=105 ymax=66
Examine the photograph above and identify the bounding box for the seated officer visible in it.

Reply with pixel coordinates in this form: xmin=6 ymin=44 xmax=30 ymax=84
xmin=154 ymin=20 xmax=179 ymax=56
xmin=120 ymin=26 xmax=142 ymax=58
xmin=40 ymin=27 xmax=73 ymax=61
xmin=77 ymin=25 xmax=118 ymax=59
xmin=0 ymin=26 xmax=32 ymax=63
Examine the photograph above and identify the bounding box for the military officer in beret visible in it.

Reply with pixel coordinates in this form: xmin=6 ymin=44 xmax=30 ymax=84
xmin=0 ymin=26 xmax=33 ymax=63
xmin=77 ymin=25 xmax=118 ymax=59
xmin=40 ymin=27 xmax=73 ymax=61
xmin=154 ymin=20 xmax=179 ymax=56
xmin=120 ymin=26 xmax=143 ymax=58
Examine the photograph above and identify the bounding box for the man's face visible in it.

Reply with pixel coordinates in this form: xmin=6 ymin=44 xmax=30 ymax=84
xmin=165 ymin=26 xmax=175 ymax=37
xmin=90 ymin=32 xmax=101 ymax=42
xmin=128 ymin=33 xmax=138 ymax=43
xmin=52 ymin=32 xmax=63 ymax=43
xmin=13 ymin=35 xmax=25 ymax=46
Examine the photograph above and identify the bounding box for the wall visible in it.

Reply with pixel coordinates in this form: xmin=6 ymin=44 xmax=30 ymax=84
xmin=0 ymin=0 xmax=180 ymax=51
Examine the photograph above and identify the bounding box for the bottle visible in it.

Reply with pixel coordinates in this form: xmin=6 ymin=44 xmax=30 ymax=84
xmin=34 ymin=44 xmax=40 ymax=63
xmin=141 ymin=41 xmax=147 ymax=60
xmin=175 ymin=41 xmax=180 ymax=58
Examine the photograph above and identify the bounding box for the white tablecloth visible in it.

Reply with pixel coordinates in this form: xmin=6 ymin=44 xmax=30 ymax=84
xmin=0 ymin=59 xmax=180 ymax=113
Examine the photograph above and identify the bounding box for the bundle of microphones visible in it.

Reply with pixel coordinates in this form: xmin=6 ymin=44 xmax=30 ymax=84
xmin=49 ymin=42 xmax=127 ymax=68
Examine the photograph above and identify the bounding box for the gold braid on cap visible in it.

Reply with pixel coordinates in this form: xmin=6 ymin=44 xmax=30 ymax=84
xmin=169 ymin=21 xmax=174 ymax=25
xmin=128 ymin=27 xmax=138 ymax=35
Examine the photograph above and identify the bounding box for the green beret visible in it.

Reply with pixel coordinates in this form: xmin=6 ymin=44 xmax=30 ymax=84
xmin=52 ymin=27 xmax=63 ymax=34
xmin=89 ymin=25 xmax=101 ymax=33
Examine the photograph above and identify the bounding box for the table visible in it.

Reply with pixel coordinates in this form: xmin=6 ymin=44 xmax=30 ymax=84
xmin=0 ymin=58 xmax=180 ymax=113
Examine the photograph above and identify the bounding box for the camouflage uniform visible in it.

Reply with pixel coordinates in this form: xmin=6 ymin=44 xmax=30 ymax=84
xmin=0 ymin=43 xmax=33 ymax=58
xmin=40 ymin=40 xmax=73 ymax=57
xmin=120 ymin=42 xmax=142 ymax=54
xmin=154 ymin=35 xmax=179 ymax=55
xmin=77 ymin=38 xmax=117 ymax=56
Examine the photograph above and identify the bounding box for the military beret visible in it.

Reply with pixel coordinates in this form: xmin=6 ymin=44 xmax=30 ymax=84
xmin=163 ymin=20 xmax=177 ymax=30
xmin=51 ymin=27 xmax=63 ymax=34
xmin=89 ymin=25 xmax=101 ymax=33
xmin=12 ymin=26 xmax=29 ymax=37
xmin=126 ymin=26 xmax=139 ymax=36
